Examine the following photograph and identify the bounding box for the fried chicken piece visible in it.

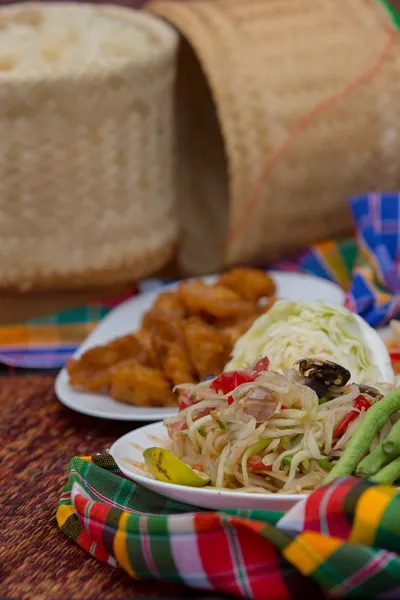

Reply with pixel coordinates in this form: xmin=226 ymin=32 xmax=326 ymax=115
xmin=215 ymin=295 xmax=276 ymax=347
xmin=67 ymin=333 xmax=149 ymax=392
xmin=178 ymin=280 xmax=254 ymax=319
xmin=146 ymin=314 xmax=186 ymax=358
xmin=141 ymin=311 xmax=161 ymax=331
xmin=67 ymin=357 xmax=112 ymax=392
xmin=183 ymin=317 xmax=230 ymax=379
xmin=134 ymin=329 xmax=159 ymax=367
xmin=163 ymin=344 xmax=196 ymax=386
xmin=141 ymin=291 xmax=186 ymax=330
xmin=217 ymin=314 xmax=260 ymax=347
xmin=153 ymin=290 xmax=186 ymax=317
xmin=110 ymin=361 xmax=176 ymax=407
xmin=218 ymin=268 xmax=276 ymax=302
xmin=142 ymin=312 xmax=196 ymax=385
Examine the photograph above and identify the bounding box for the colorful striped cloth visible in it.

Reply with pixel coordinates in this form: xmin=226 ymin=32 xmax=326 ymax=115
xmin=346 ymin=195 xmax=400 ymax=327
xmin=57 ymin=453 xmax=400 ymax=599
xmin=2 ymin=194 xmax=400 ymax=369
xmin=276 ymin=194 xmax=400 ymax=328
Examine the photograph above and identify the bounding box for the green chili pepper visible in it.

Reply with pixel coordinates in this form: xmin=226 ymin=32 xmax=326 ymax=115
xmin=281 ymin=455 xmax=293 ymax=468
xmin=318 ymin=457 xmax=333 ymax=471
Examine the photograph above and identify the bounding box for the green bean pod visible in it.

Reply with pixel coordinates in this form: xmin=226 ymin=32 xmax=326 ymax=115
xmin=324 ymin=388 xmax=400 ymax=484
xmin=356 ymin=444 xmax=392 ymax=478
xmin=382 ymin=419 xmax=400 ymax=458
xmin=369 ymin=456 xmax=400 ymax=485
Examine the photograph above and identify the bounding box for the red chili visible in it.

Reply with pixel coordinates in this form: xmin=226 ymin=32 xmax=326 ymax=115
xmin=252 ymin=356 xmax=270 ymax=373
xmin=390 ymin=351 xmax=400 ymax=361
xmin=355 ymin=396 xmax=372 ymax=411
xmin=247 ymin=455 xmax=272 ymax=472
xmin=333 ymin=394 xmax=372 ymax=437
xmin=210 ymin=370 xmax=257 ymax=405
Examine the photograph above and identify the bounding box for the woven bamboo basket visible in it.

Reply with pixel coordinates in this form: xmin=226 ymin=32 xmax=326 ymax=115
xmin=0 ymin=2 xmax=178 ymax=291
xmin=148 ymin=0 xmax=400 ymax=275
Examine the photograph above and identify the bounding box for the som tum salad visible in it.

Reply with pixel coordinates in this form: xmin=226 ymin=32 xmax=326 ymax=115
xmin=144 ymin=302 xmax=400 ymax=495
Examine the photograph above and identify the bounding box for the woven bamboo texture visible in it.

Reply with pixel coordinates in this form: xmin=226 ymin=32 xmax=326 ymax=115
xmin=148 ymin=0 xmax=400 ymax=275
xmin=0 ymin=3 xmax=178 ymax=291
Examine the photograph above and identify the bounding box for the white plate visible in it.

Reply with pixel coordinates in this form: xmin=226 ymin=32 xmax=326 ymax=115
xmin=110 ymin=422 xmax=306 ymax=511
xmin=55 ymin=271 xmax=344 ymax=421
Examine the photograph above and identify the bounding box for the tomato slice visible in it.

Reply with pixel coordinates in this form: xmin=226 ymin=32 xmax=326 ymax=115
xmin=178 ymin=391 xmax=194 ymax=412
xmin=247 ymin=455 xmax=272 ymax=472
xmin=169 ymin=420 xmax=187 ymax=433
xmin=210 ymin=370 xmax=257 ymax=405
xmin=252 ymin=356 xmax=270 ymax=373
xmin=210 ymin=370 xmax=256 ymax=395
xmin=193 ymin=408 xmax=212 ymax=420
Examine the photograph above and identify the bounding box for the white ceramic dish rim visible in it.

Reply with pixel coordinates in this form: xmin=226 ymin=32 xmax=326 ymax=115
xmin=110 ymin=421 xmax=307 ymax=507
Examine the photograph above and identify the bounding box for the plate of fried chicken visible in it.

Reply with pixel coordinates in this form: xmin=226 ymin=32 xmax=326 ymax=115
xmin=55 ymin=268 xmax=344 ymax=420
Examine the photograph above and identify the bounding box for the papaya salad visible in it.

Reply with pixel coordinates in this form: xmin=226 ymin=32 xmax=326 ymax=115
xmin=157 ymin=357 xmax=395 ymax=494
xmin=143 ymin=302 xmax=400 ymax=494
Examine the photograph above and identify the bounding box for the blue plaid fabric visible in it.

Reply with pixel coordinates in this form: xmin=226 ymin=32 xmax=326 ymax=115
xmin=345 ymin=194 xmax=400 ymax=327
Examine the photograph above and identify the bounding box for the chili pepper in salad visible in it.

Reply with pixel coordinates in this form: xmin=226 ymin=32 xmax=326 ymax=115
xmin=333 ymin=395 xmax=371 ymax=438
xmin=389 ymin=349 xmax=400 ymax=375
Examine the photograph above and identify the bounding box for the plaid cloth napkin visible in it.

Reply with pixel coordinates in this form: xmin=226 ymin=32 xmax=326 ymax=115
xmin=345 ymin=195 xmax=400 ymax=327
xmin=277 ymin=194 xmax=400 ymax=328
xmin=2 ymin=194 xmax=400 ymax=369
xmin=57 ymin=453 xmax=400 ymax=599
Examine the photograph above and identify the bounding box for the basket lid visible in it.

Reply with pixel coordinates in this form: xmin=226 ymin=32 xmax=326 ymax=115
xmin=148 ymin=0 xmax=399 ymax=272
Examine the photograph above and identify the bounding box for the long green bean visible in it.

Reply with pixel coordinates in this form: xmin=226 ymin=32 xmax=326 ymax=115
xmin=356 ymin=444 xmax=392 ymax=478
xmin=382 ymin=419 xmax=400 ymax=458
xmin=369 ymin=456 xmax=400 ymax=485
xmin=324 ymin=388 xmax=400 ymax=484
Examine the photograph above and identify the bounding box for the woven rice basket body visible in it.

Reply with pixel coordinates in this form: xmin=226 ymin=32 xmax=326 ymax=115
xmin=148 ymin=0 xmax=400 ymax=275
xmin=0 ymin=3 xmax=178 ymax=291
